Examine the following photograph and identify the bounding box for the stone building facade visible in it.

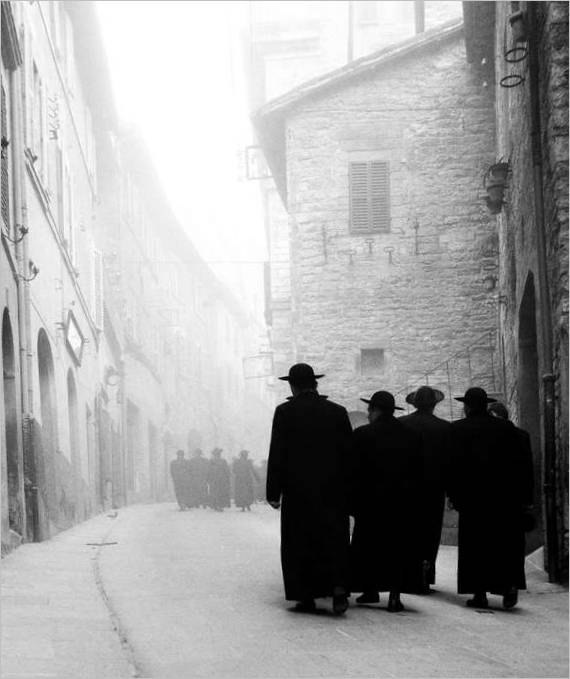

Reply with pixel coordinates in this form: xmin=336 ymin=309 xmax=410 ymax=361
xmin=253 ymin=21 xmax=500 ymax=416
xmin=464 ymin=1 xmax=568 ymax=582
xmin=1 ymin=1 xmax=273 ymax=554
xmin=243 ymin=1 xmax=473 ymax=398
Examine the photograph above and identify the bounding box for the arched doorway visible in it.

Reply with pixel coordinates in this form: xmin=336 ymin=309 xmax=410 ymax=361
xmin=67 ymin=369 xmax=80 ymax=518
xmin=518 ymin=273 xmax=543 ymax=553
xmin=2 ymin=309 xmax=22 ymax=536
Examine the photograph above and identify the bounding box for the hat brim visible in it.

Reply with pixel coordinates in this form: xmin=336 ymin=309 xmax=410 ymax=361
xmin=454 ymin=396 xmax=497 ymax=404
xmin=406 ymin=389 xmax=445 ymax=406
xmin=279 ymin=374 xmax=324 ymax=381
xmin=360 ymin=398 xmax=404 ymax=410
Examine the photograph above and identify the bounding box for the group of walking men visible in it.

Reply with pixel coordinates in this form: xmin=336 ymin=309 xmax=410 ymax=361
xmin=267 ymin=363 xmax=534 ymax=615
xmin=171 ymin=448 xmax=262 ymax=512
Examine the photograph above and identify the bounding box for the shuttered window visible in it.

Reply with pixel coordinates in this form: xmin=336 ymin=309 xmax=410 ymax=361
xmin=1 ymin=84 xmax=9 ymax=232
xmin=349 ymin=161 xmax=390 ymax=233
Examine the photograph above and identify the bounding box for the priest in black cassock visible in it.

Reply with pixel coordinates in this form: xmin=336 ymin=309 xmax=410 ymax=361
xmin=349 ymin=391 xmax=424 ymax=612
xmin=448 ymin=387 xmax=530 ymax=610
xmin=266 ymin=363 xmax=353 ymax=615
xmin=399 ymin=386 xmax=451 ymax=592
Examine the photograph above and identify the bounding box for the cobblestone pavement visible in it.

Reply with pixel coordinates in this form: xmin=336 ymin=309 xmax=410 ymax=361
xmin=1 ymin=503 xmax=568 ymax=678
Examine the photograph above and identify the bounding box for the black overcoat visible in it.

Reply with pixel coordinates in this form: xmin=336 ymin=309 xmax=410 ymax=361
xmin=448 ymin=413 xmax=530 ymax=594
xmin=349 ymin=416 xmax=424 ymax=593
xmin=187 ymin=456 xmax=209 ymax=507
xmin=233 ymin=459 xmax=259 ymax=508
xmin=266 ymin=391 xmax=352 ymax=602
xmin=170 ymin=459 xmax=191 ymax=506
xmin=399 ymin=410 xmax=451 ymax=583
xmin=208 ymin=459 xmax=231 ymax=508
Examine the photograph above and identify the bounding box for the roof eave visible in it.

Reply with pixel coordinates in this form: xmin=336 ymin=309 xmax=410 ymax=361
xmin=253 ymin=19 xmax=465 ymax=210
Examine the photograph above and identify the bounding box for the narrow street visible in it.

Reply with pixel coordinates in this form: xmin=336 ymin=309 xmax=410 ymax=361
xmin=4 ymin=503 xmax=565 ymax=679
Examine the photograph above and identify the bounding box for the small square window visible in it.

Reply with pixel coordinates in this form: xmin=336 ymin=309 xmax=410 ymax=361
xmin=361 ymin=348 xmax=385 ymax=376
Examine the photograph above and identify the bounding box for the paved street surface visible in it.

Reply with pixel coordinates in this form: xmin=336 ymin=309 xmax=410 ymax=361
xmin=2 ymin=504 xmax=568 ymax=679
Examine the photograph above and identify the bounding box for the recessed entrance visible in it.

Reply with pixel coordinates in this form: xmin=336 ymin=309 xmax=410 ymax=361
xmin=2 ymin=309 xmax=22 ymax=537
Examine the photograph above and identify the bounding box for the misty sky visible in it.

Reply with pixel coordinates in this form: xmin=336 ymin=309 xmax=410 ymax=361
xmin=95 ymin=1 xmax=267 ymax=279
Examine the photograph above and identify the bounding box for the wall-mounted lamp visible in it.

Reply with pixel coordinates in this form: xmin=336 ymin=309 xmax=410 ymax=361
xmin=483 ymin=161 xmax=509 ymax=214
xmin=20 ymin=259 xmax=39 ymax=282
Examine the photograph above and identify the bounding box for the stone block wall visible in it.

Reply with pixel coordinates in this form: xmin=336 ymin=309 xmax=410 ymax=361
xmin=280 ymin=34 xmax=498 ymax=414
xmin=494 ymin=1 xmax=568 ymax=576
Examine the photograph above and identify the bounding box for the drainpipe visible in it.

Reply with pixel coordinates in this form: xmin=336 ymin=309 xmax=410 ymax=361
xmin=527 ymin=2 xmax=559 ymax=582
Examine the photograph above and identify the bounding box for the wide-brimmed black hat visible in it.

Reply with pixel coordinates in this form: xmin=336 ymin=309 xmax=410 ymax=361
xmin=360 ymin=390 xmax=404 ymax=411
xmin=279 ymin=363 xmax=324 ymax=383
xmin=455 ymin=387 xmax=496 ymax=405
xmin=406 ymin=386 xmax=445 ymax=407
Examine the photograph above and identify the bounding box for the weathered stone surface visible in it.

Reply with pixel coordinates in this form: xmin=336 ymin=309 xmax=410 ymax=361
xmin=277 ymin=35 xmax=498 ymax=415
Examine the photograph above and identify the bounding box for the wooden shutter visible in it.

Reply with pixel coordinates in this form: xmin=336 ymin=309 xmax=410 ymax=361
xmin=1 ymin=84 xmax=9 ymax=232
xmin=349 ymin=160 xmax=390 ymax=233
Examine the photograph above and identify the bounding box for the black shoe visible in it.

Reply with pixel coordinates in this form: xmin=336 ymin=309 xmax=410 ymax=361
xmin=466 ymin=595 xmax=489 ymax=609
xmin=333 ymin=595 xmax=349 ymax=615
xmin=293 ymin=599 xmax=316 ymax=613
xmin=387 ymin=594 xmax=404 ymax=612
xmin=503 ymin=587 xmax=518 ymax=610
xmin=355 ymin=592 xmax=380 ymax=604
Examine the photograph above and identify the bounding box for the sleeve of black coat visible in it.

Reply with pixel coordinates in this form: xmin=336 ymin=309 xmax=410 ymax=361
xmin=266 ymin=406 xmax=286 ymax=503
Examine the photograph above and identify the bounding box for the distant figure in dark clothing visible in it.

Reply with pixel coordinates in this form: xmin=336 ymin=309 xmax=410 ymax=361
xmin=233 ymin=450 xmax=259 ymax=511
xmin=170 ymin=450 xmax=191 ymax=510
xmin=208 ymin=448 xmax=231 ymax=511
xmin=188 ymin=448 xmax=209 ymax=508
xmin=448 ymin=388 xmax=532 ymax=610
xmin=350 ymin=391 xmax=423 ymax=612
xmin=267 ymin=363 xmax=352 ymax=615
xmin=400 ymin=386 xmax=451 ymax=592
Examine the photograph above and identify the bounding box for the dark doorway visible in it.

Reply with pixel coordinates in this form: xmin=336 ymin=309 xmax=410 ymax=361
xmin=518 ymin=273 xmax=543 ymax=553
xmin=2 ymin=309 xmax=22 ymax=537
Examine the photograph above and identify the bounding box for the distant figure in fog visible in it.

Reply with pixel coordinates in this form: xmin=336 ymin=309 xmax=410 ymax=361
xmin=448 ymin=388 xmax=531 ymax=610
xmin=208 ymin=448 xmax=231 ymax=511
xmin=233 ymin=450 xmax=259 ymax=511
xmin=350 ymin=391 xmax=424 ymax=612
xmin=170 ymin=450 xmax=191 ymax=511
xmin=399 ymin=386 xmax=451 ymax=593
xmin=267 ymin=363 xmax=352 ymax=615
xmin=188 ymin=448 xmax=209 ymax=508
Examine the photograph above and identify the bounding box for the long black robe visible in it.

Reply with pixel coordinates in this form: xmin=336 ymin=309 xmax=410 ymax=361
xmin=349 ymin=416 xmax=424 ymax=594
xmin=266 ymin=391 xmax=352 ymax=602
xmin=233 ymin=458 xmax=259 ymax=508
xmin=399 ymin=410 xmax=451 ymax=585
xmin=187 ymin=455 xmax=209 ymax=507
xmin=170 ymin=459 xmax=191 ymax=507
xmin=448 ymin=413 xmax=530 ymax=594
xmin=208 ymin=458 xmax=231 ymax=509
